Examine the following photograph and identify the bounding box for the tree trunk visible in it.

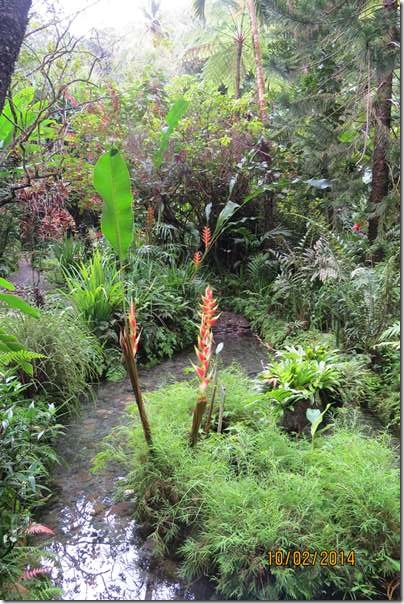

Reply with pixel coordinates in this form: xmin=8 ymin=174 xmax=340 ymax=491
xmin=235 ymin=35 xmax=243 ymax=99
xmin=246 ymin=0 xmax=268 ymax=125
xmin=0 ymin=0 xmax=31 ymax=115
xmin=367 ymin=0 xmax=398 ymax=242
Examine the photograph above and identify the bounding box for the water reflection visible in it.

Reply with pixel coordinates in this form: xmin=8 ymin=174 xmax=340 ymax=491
xmin=42 ymin=495 xmax=198 ymax=600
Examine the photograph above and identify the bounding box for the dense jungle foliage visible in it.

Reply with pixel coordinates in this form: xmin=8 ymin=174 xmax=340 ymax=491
xmin=0 ymin=0 xmax=400 ymax=600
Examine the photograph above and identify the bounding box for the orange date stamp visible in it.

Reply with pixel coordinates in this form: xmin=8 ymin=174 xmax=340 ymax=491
xmin=268 ymin=549 xmax=356 ymax=567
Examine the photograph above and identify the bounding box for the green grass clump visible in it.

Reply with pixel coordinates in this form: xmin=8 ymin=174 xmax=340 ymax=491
xmin=4 ymin=308 xmax=103 ymax=412
xmin=95 ymin=368 xmax=400 ymax=600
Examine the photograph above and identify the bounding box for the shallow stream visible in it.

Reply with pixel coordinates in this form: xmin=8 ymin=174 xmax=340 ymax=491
xmin=36 ymin=313 xmax=268 ymax=600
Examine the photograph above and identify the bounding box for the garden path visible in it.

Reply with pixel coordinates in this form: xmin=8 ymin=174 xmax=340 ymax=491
xmin=8 ymin=253 xmax=50 ymax=301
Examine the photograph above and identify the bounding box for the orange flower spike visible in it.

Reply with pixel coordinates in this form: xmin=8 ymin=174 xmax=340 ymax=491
xmin=193 ymin=251 xmax=202 ymax=268
xmin=202 ymin=226 xmax=212 ymax=249
xmin=193 ymin=286 xmax=218 ymax=390
xmin=128 ymin=300 xmax=141 ymax=356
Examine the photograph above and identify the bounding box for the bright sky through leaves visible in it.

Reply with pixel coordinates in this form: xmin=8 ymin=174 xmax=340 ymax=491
xmin=33 ymin=0 xmax=192 ymax=35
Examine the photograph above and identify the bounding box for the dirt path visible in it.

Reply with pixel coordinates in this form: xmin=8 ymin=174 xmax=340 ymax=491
xmin=7 ymin=254 xmax=50 ymax=299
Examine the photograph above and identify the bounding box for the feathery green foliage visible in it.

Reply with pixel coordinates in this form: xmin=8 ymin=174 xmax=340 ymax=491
xmin=4 ymin=309 xmax=103 ymax=411
xmin=94 ymin=368 xmax=399 ymax=600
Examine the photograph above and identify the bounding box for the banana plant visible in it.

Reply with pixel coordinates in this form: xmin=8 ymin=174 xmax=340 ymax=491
xmin=153 ymin=97 xmax=189 ymax=169
xmin=93 ymin=148 xmax=152 ymax=448
xmin=93 ymin=148 xmax=134 ymax=262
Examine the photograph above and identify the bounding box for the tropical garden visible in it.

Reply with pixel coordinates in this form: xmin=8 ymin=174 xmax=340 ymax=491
xmin=0 ymin=0 xmax=400 ymax=600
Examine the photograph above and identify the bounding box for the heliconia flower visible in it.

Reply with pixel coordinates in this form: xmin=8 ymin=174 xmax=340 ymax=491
xmin=202 ymin=226 xmax=212 ymax=249
xmin=193 ymin=251 xmax=202 ymax=268
xmin=127 ymin=300 xmax=141 ymax=356
xmin=193 ymin=286 xmax=220 ymax=391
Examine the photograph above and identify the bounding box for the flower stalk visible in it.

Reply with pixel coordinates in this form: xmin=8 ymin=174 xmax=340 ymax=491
xmin=189 ymin=286 xmax=220 ymax=447
xmin=120 ymin=301 xmax=153 ymax=448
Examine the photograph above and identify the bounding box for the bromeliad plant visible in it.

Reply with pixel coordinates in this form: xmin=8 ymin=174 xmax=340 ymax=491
xmin=259 ymin=345 xmax=342 ymax=422
xmin=189 ymin=285 xmax=220 ymax=447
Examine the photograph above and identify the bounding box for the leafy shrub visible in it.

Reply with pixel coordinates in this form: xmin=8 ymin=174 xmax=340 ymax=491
xmin=52 ymin=235 xmax=87 ymax=271
xmin=63 ymin=249 xmax=125 ymax=340
xmin=259 ymin=346 xmax=342 ymax=428
xmin=94 ymin=369 xmax=400 ymax=600
xmin=42 ymin=235 xmax=88 ymax=285
xmin=125 ymin=254 xmax=206 ymax=364
xmin=0 ymin=371 xmax=62 ymax=599
xmin=370 ymin=347 xmax=400 ymax=432
xmin=4 ymin=309 xmax=103 ymax=411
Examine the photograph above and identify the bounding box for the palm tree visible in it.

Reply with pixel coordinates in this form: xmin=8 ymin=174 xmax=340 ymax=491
xmin=193 ymin=0 xmax=268 ymax=120
xmin=186 ymin=6 xmax=253 ymax=98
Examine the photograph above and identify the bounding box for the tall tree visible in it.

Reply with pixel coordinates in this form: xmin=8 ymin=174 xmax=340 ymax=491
xmin=260 ymin=0 xmax=399 ymax=238
xmin=186 ymin=10 xmax=252 ymax=99
xmin=246 ymin=0 xmax=268 ymax=123
xmin=0 ymin=0 xmax=32 ymax=114
xmin=193 ymin=0 xmax=268 ymax=121
xmin=368 ymin=0 xmax=398 ymax=242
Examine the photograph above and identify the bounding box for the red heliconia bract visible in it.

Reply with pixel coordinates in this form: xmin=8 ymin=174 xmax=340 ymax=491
xmin=202 ymin=225 xmax=212 ymax=249
xmin=128 ymin=300 xmax=141 ymax=356
xmin=193 ymin=250 xmax=202 ymax=268
xmin=120 ymin=301 xmax=152 ymax=448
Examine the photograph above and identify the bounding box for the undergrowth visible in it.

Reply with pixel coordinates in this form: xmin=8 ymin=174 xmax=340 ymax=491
xmin=94 ymin=367 xmax=400 ymax=600
xmin=3 ymin=308 xmax=103 ymax=412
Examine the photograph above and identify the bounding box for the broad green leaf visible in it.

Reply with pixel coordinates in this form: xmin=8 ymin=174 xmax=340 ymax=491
xmin=306 ymin=408 xmax=321 ymax=424
xmin=211 ymin=187 xmax=267 ymax=242
xmin=0 ymin=87 xmax=36 ymax=147
xmin=338 ymin=129 xmax=357 ymax=143
xmin=305 ymin=178 xmax=332 ymax=189
xmin=0 ymin=293 xmax=40 ymax=317
xmin=212 ymin=200 xmax=240 ymax=239
xmin=0 ymin=277 xmax=16 ymax=291
xmin=154 ymin=97 xmax=189 ymax=168
xmin=93 ymin=148 xmax=134 ymax=261
xmin=306 ymin=404 xmax=331 ymax=438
